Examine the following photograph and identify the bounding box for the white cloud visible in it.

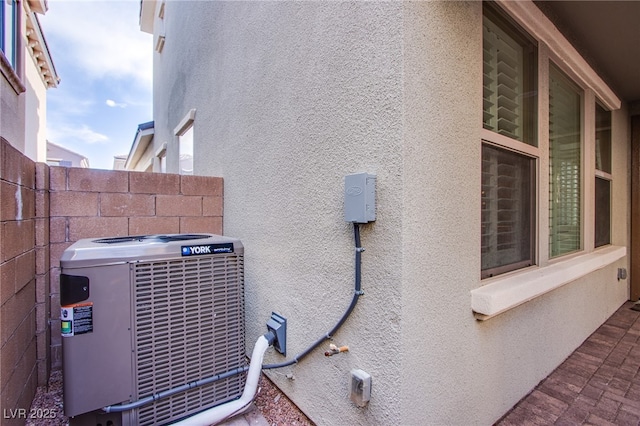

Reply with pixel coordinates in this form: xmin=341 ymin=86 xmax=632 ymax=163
xmin=41 ymin=1 xmax=153 ymax=90
xmin=49 ymin=124 xmax=110 ymax=145
xmin=106 ymin=99 xmax=127 ymax=108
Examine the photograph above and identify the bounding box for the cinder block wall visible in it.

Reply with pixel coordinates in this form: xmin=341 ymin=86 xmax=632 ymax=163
xmin=1 ymin=136 xmax=224 ymax=420
xmin=47 ymin=167 xmax=224 ymax=368
xmin=1 ymin=139 xmax=38 ymax=425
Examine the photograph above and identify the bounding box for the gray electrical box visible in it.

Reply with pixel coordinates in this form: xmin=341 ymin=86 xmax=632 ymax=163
xmin=344 ymin=173 xmax=376 ymax=223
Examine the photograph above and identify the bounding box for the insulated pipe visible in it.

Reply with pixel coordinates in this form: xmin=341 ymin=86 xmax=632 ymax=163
xmin=102 ymin=366 xmax=249 ymax=413
xmin=170 ymin=334 xmax=272 ymax=426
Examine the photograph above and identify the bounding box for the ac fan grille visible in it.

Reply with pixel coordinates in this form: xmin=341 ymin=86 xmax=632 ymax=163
xmin=133 ymin=255 xmax=245 ymax=426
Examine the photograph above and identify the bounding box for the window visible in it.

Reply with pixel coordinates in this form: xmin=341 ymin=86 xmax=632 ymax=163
xmin=174 ymin=109 xmax=196 ymax=175
xmin=482 ymin=144 xmax=535 ymax=278
xmin=549 ymin=64 xmax=582 ymax=258
xmin=481 ymin=4 xmax=537 ymax=278
xmin=473 ymin=1 xmax=624 ymax=316
xmin=1 ymin=0 xmax=18 ymax=69
xmin=154 ymin=142 xmax=167 ymax=173
xmin=595 ymin=103 xmax=612 ymax=247
xmin=482 ymin=4 xmax=537 ymax=146
xmin=179 ymin=125 xmax=193 ymax=175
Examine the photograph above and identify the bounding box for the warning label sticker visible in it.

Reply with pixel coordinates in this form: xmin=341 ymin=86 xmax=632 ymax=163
xmin=61 ymin=303 xmax=93 ymax=337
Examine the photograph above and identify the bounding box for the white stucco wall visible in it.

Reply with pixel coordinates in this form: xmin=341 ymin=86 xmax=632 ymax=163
xmin=1 ymin=54 xmax=26 ymax=150
xmin=24 ymin=45 xmax=48 ymax=162
xmin=150 ymin=1 xmax=630 ymax=424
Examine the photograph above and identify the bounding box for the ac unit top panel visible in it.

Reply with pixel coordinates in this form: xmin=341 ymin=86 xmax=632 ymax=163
xmin=61 ymin=233 xmax=243 ymax=268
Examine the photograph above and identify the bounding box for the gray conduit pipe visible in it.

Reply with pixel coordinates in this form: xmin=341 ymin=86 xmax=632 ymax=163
xmin=169 ymin=333 xmax=273 ymax=426
xmin=102 ymin=366 xmax=249 ymax=413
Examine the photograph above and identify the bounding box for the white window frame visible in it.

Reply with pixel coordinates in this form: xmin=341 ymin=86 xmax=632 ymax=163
xmin=481 ymin=2 xmax=539 ymax=279
xmin=594 ymin=102 xmax=612 ymax=248
xmin=0 ymin=0 xmax=24 ymax=94
xmin=472 ymin=1 xmax=625 ymax=320
xmin=154 ymin=142 xmax=168 ymax=173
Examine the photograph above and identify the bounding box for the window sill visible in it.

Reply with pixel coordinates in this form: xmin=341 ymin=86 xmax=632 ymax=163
xmin=472 ymin=245 xmax=626 ymax=320
xmin=0 ymin=53 xmax=25 ymax=94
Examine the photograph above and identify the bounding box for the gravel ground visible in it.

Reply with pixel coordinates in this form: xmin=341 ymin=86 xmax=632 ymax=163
xmin=254 ymin=374 xmax=313 ymax=426
xmin=26 ymin=370 xmax=66 ymax=426
xmin=27 ymin=369 xmax=313 ymax=426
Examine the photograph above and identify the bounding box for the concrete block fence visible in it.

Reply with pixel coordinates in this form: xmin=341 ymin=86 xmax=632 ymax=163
xmin=0 ymin=137 xmax=224 ymax=423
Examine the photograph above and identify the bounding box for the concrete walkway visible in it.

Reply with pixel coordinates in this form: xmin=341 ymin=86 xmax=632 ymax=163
xmin=498 ymin=301 xmax=640 ymax=425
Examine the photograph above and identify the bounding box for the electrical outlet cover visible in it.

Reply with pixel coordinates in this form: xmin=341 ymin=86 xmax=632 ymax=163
xmin=349 ymin=369 xmax=371 ymax=407
xmin=266 ymin=312 xmax=287 ymax=356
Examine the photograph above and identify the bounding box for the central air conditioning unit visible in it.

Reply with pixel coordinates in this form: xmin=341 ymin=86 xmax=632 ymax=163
xmin=60 ymin=234 xmax=246 ymax=426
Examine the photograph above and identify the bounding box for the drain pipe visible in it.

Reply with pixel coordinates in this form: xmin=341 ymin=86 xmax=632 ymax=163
xmin=170 ymin=332 xmax=274 ymax=426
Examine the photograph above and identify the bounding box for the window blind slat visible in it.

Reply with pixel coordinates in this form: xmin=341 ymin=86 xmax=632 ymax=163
xmin=482 ymin=16 xmax=527 ymax=143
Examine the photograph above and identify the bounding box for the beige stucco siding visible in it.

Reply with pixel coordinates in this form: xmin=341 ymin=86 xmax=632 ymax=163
xmin=150 ymin=1 xmax=631 ymax=424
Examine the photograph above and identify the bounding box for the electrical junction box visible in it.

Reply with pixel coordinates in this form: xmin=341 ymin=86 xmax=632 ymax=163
xmin=344 ymin=173 xmax=376 ymax=223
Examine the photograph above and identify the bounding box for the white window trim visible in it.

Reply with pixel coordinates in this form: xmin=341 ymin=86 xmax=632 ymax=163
xmin=174 ymin=108 xmax=196 ymax=136
xmin=474 ymin=1 xmax=624 ymax=320
xmin=472 ymin=245 xmax=626 ymax=320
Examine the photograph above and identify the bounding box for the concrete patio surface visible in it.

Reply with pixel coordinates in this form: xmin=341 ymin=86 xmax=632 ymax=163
xmin=497 ymin=301 xmax=640 ymax=425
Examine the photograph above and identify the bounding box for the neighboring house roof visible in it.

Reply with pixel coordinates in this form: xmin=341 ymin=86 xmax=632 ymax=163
xmin=124 ymin=121 xmax=155 ymax=170
xmin=25 ymin=4 xmax=60 ymax=89
xmin=112 ymin=155 xmax=128 ymax=170
xmin=46 ymin=141 xmax=89 ymax=168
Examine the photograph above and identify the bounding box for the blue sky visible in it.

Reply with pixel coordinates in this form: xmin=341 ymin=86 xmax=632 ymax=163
xmin=40 ymin=0 xmax=153 ymax=170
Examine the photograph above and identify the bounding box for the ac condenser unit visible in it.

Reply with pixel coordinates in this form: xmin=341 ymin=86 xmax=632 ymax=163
xmin=60 ymin=234 xmax=246 ymax=426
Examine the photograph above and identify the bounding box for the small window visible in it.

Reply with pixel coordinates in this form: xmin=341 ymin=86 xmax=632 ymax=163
xmin=159 ymin=154 xmax=167 ymax=173
xmin=595 ymin=104 xmax=612 ymax=174
xmin=481 ymin=144 xmax=535 ymax=278
xmin=175 ymin=110 xmax=196 ymax=175
xmin=595 ymin=103 xmax=612 ymax=248
xmin=179 ymin=125 xmax=193 ymax=175
xmin=549 ymin=64 xmax=582 ymax=258
xmin=595 ymin=177 xmax=611 ymax=248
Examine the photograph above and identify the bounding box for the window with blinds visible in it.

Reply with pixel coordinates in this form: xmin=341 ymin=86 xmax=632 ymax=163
xmin=595 ymin=103 xmax=612 ymax=248
xmin=481 ymin=144 xmax=535 ymax=278
xmin=481 ymin=4 xmax=537 ymax=279
xmin=549 ymin=65 xmax=582 ymax=258
xmin=482 ymin=6 xmax=537 ymax=146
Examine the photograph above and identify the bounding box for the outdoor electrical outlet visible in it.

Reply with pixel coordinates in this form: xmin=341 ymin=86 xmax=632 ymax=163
xmin=349 ymin=369 xmax=371 ymax=407
xmin=266 ymin=312 xmax=287 ymax=356
xmin=618 ymin=268 xmax=628 ymax=281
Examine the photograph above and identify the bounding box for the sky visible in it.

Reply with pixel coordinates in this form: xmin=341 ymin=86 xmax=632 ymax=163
xmin=39 ymin=0 xmax=153 ymax=170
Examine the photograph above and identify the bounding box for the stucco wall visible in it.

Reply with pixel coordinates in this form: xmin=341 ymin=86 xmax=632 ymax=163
xmin=0 ymin=68 xmax=26 ymax=155
xmin=24 ymin=51 xmax=47 ymax=163
xmin=151 ymin=1 xmax=630 ymax=424
xmin=154 ymin=2 xmax=404 ymax=423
